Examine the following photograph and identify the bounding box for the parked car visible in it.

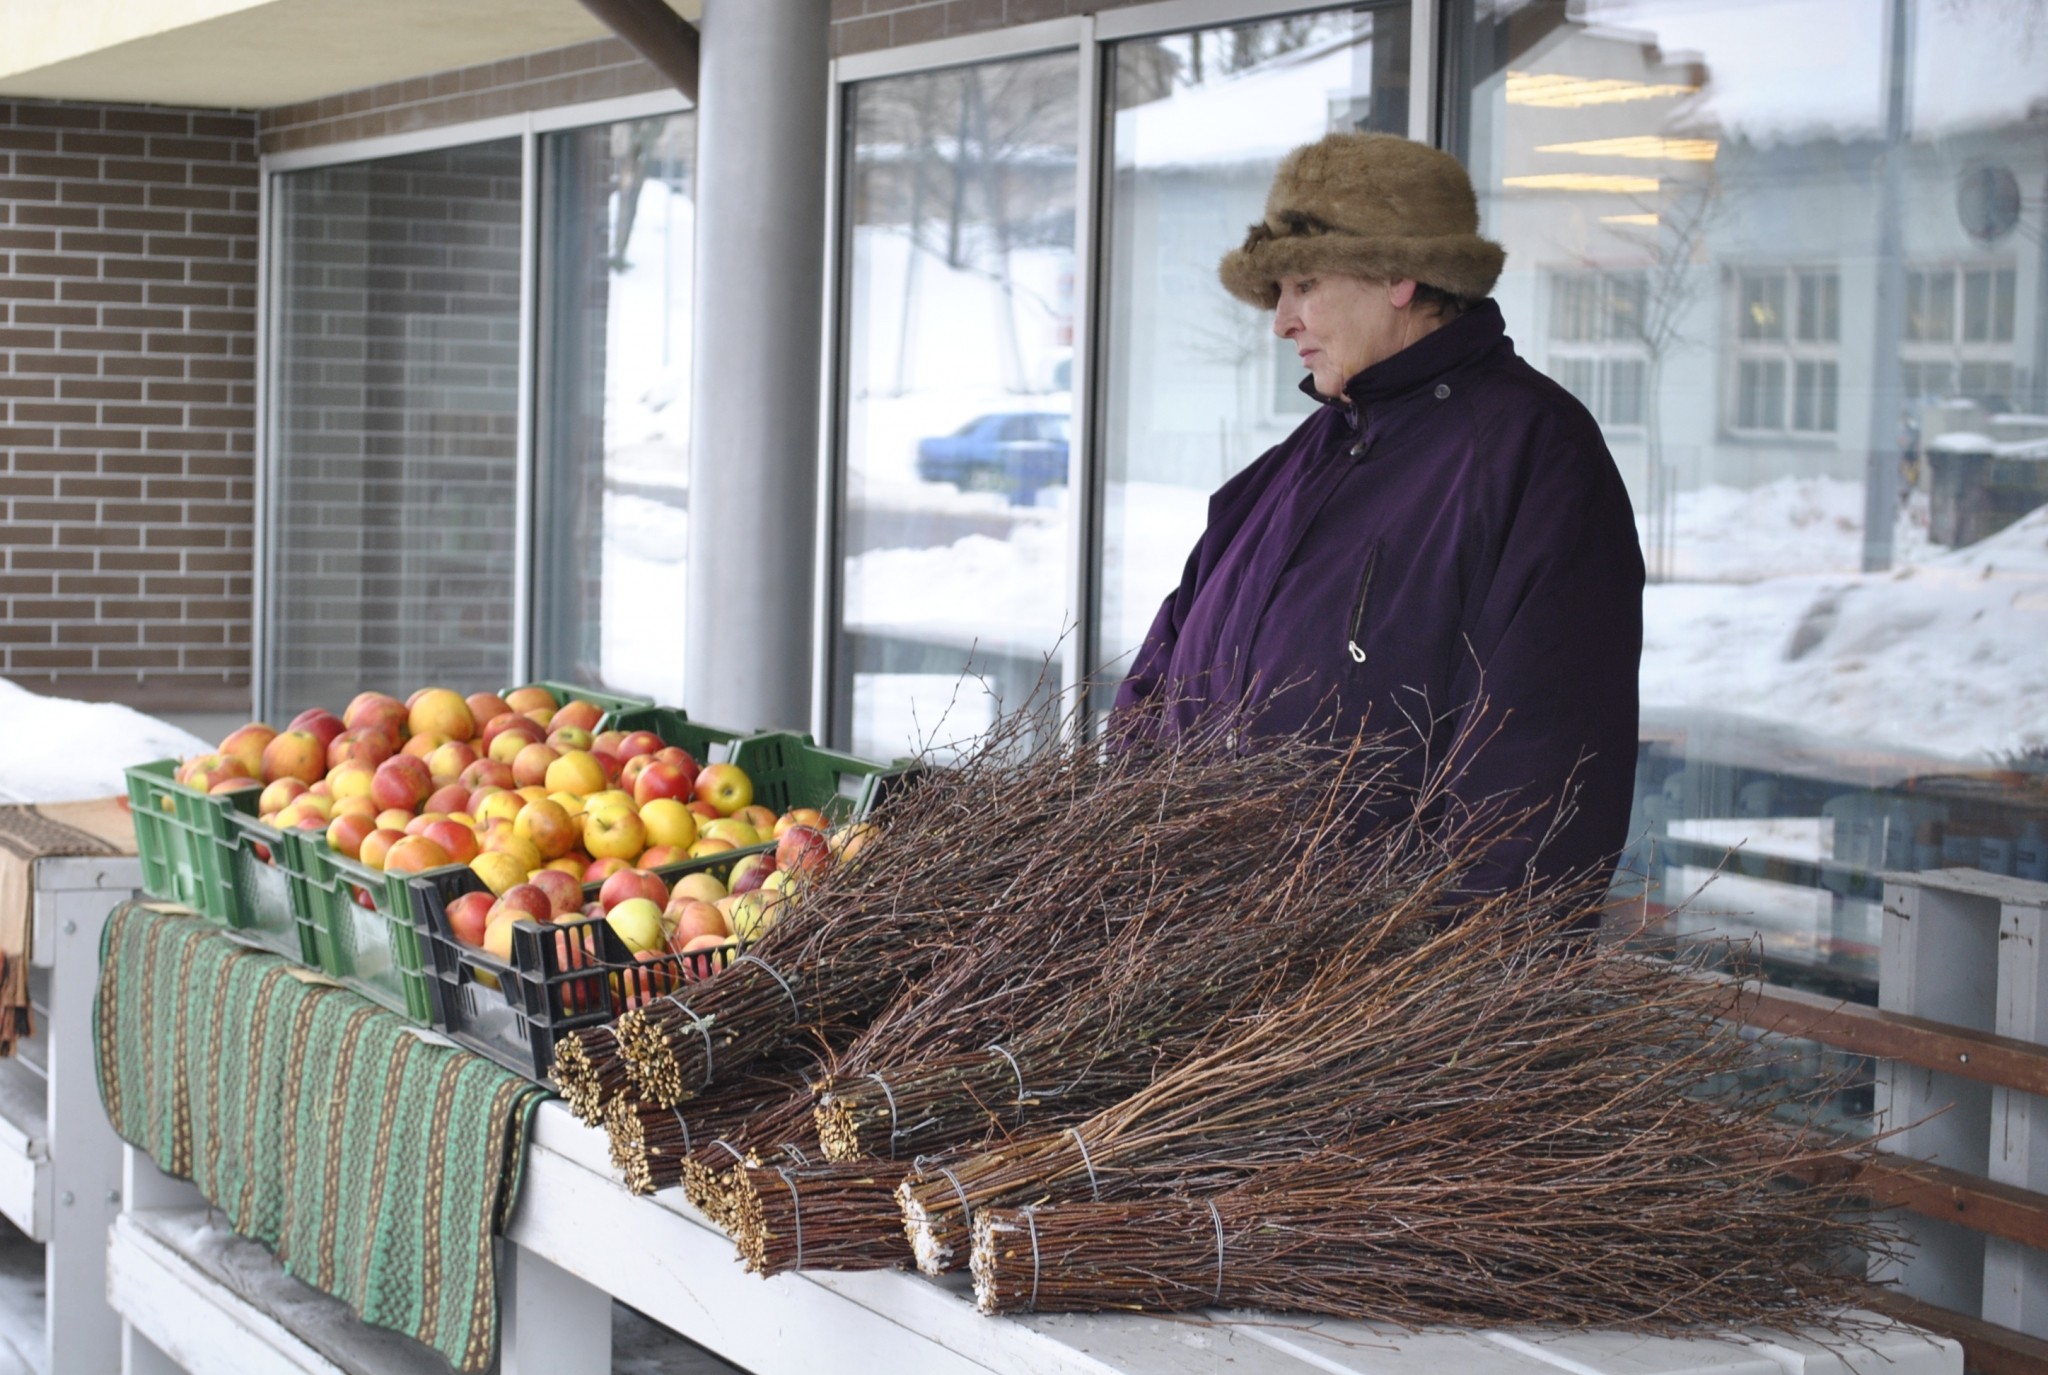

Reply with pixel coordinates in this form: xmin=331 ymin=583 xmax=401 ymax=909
xmin=915 ymin=411 xmax=1070 ymax=505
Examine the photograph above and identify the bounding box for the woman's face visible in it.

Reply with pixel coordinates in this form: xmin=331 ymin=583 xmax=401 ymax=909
xmin=1272 ymin=273 xmax=1421 ymax=398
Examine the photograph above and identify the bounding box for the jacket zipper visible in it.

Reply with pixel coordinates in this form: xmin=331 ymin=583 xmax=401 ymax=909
xmin=1347 ymin=543 xmax=1378 ymax=665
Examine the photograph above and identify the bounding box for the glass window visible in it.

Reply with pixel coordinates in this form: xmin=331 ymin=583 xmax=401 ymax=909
xmin=532 ymin=114 xmax=696 ymax=702
xmin=268 ymin=141 xmax=523 ymax=717
xmin=1461 ymin=0 xmax=2048 ymax=999
xmin=1093 ymin=5 xmax=1412 ymax=695
xmin=831 ymin=53 xmax=1080 ymax=759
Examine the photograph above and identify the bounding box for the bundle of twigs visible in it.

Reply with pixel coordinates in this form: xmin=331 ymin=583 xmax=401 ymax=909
xmin=967 ymin=1104 xmax=1881 ymax=1328
xmin=601 ymin=1063 xmax=818 ymax=1198
xmin=896 ymin=883 xmax=1789 ymax=1275
xmin=731 ymin=1158 xmax=919 ymax=1276
xmin=551 ymin=1024 xmax=616 ymax=1123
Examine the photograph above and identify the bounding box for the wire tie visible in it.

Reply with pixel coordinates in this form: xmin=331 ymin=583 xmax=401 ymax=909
xmin=665 ymin=998 xmax=716 ymax=1086
xmin=1206 ymin=1199 xmax=1225 ymax=1305
xmin=670 ymin=1107 xmax=692 ymax=1155
xmin=777 ymin=1165 xmax=804 ymax=1270
xmin=734 ymin=953 xmax=802 ymax=1022
xmin=782 ymin=1141 xmax=810 ymax=1166
xmin=985 ymin=1042 xmax=1027 ymax=1104
xmin=1068 ymin=1126 xmax=1102 ymax=1201
xmin=1024 ymin=1207 xmax=1042 ymax=1314
xmin=867 ymin=1071 xmax=905 ymax=1158
xmin=709 ymin=1138 xmax=748 ymax=1168
xmin=935 ymin=1165 xmax=975 ymax=1235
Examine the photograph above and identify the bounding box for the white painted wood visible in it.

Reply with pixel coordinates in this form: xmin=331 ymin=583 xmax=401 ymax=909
xmin=1738 ymin=1312 xmax=1964 ymax=1373
xmin=122 ymin=1325 xmax=185 ymax=1375
xmin=1875 ymin=874 xmax=1996 ymax=1312
xmin=0 ymin=1054 xmax=50 ymax=1241
xmin=123 ymin=1146 xmax=203 ymax=1214
xmin=497 ymin=1241 xmax=611 ymax=1375
xmin=109 ymin=1212 xmax=351 ymax=1375
xmin=44 ymin=871 xmax=132 ymax=1374
xmin=1983 ymin=875 xmax=2048 ymax=1338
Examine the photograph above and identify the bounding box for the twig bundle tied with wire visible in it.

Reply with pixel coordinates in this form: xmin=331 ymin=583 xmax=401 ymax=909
xmin=898 ymin=886 xmax=1856 ymax=1278
xmin=967 ymin=1111 xmax=1882 ymax=1329
xmin=729 ymin=1159 xmax=918 ymax=1276
xmin=602 ymin=1064 xmax=820 ymax=1198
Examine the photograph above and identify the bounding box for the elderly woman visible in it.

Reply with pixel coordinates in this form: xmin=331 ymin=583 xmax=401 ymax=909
xmin=1114 ymin=132 xmax=1644 ymax=897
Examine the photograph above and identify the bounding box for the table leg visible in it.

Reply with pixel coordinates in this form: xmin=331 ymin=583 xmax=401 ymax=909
xmin=120 ymin=1147 xmax=204 ymax=1373
xmin=499 ymin=1240 xmax=612 ymax=1375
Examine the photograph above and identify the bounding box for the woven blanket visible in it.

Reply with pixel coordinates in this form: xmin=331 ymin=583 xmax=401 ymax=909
xmin=94 ymin=901 xmax=551 ymax=1372
xmin=0 ymin=797 xmax=133 ymax=1055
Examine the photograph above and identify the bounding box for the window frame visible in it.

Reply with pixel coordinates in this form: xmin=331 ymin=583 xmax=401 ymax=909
xmin=1545 ymin=267 xmax=1651 ymax=436
xmin=255 ymin=89 xmax=693 ymax=721
xmin=1721 ymin=263 xmax=1844 ymax=442
xmin=1899 ymin=257 xmax=2020 ymax=406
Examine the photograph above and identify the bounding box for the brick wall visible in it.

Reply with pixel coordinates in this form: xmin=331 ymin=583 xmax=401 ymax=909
xmin=0 ymin=100 xmax=258 ymax=712
xmin=259 ymin=38 xmax=669 ymax=155
xmin=831 ymin=0 xmax=1157 ymax=55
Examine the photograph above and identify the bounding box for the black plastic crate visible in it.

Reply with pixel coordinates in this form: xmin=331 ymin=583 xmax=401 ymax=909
xmin=408 ymin=851 xmax=747 ymax=1082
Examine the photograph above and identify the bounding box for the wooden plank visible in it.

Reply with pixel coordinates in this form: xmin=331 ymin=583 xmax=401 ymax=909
xmin=1862 ymin=1290 xmax=2048 ymax=1375
xmin=1730 ymin=980 xmax=2048 ymax=1100
xmin=1855 ymin=1156 xmax=2048 ymax=1252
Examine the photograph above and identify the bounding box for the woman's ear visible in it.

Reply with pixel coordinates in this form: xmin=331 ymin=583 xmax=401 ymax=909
xmin=1388 ymin=278 xmax=1419 ymax=309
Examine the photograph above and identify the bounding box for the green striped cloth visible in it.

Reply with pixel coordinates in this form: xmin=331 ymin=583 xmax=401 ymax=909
xmin=94 ymin=901 xmax=550 ymax=1373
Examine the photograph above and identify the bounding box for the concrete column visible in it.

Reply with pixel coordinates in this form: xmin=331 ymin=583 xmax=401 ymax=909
xmin=685 ymin=0 xmax=832 ymax=732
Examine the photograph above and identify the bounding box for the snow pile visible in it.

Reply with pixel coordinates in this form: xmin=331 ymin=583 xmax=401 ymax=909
xmin=1658 ymin=476 xmax=1930 ymax=582
xmin=0 ymin=678 xmax=209 ymax=804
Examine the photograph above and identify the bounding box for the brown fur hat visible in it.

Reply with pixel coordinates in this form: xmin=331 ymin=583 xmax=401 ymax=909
xmin=1218 ymin=132 xmax=1505 ymax=308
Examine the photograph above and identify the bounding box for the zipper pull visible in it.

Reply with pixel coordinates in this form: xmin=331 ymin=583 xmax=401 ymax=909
xmin=1347 ymin=641 xmax=1367 ymax=664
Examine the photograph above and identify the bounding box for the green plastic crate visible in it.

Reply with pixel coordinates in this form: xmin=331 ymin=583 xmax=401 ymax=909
xmin=726 ymin=731 xmax=918 ymax=822
xmin=596 ymin=705 xmax=748 ymax=766
xmin=222 ymin=810 xmax=324 ymax=964
xmin=124 ymin=759 xmax=243 ymax=921
xmin=287 ymin=829 xmax=435 ymax=1023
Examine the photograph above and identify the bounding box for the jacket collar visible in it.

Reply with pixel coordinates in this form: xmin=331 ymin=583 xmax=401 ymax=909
xmin=1299 ymin=298 xmax=1507 ymax=409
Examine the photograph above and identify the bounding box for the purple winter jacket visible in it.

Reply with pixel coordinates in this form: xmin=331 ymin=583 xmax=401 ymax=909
xmin=1113 ymin=300 xmax=1644 ymax=896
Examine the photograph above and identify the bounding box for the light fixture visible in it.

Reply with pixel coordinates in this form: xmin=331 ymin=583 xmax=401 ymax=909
xmin=1601 ymin=213 xmax=1659 ymax=226
xmin=1504 ymin=173 xmax=1661 ymax=194
xmin=1536 ymin=136 xmax=1717 ymax=161
xmin=1506 ymin=71 xmax=1700 ymax=108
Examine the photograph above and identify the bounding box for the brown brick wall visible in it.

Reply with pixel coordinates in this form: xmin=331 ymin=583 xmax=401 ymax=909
xmin=259 ymin=38 xmax=670 ymax=155
xmin=0 ymin=100 xmax=258 ymax=712
xmin=831 ymin=0 xmax=1158 ymax=55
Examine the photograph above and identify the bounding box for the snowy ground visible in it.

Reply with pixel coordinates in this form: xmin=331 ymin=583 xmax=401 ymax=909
xmin=0 ymin=679 xmax=207 ymax=805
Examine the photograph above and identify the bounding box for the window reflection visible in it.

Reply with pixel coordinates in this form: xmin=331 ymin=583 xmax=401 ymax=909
xmin=833 ymin=54 xmax=1079 ymax=760
xmin=532 ymin=114 xmax=695 ymax=703
xmin=1092 ymin=6 xmax=1411 ymax=696
xmin=1464 ymin=0 xmax=2048 ymax=991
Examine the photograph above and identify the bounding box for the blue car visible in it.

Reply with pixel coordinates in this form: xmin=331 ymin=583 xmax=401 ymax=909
xmin=915 ymin=411 xmax=1070 ymax=505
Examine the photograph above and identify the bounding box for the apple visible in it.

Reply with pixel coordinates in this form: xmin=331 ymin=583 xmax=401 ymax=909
xmin=632 ymin=761 xmax=695 ymax=809
xmin=600 ymin=867 xmax=668 ymax=914
xmin=592 ymin=730 xmax=627 ymax=756
xmin=276 ymin=802 xmax=331 ymax=832
xmin=459 ymin=758 xmax=515 ymax=793
xmin=261 ymin=730 xmax=326 ymax=786
xmin=665 ymin=899 xmax=728 ymax=946
xmin=257 ymin=777 xmax=308 ymax=814
xmin=637 ymin=844 xmax=687 ymax=868
xmin=546 ymin=726 xmax=594 ymax=754
xmin=669 ymin=871 xmax=727 ymax=905
xmin=526 ymin=868 xmax=582 ymax=918
xmin=638 ymin=797 xmax=699 ymax=850
xmin=775 ymin=807 xmax=830 ymax=838
xmin=513 ymin=798 xmax=579 ymax=860
xmin=401 ymin=730 xmax=449 ymax=761
xmin=287 ymin=707 xmax=347 ymax=752
xmin=729 ymin=853 xmax=775 ymax=895
xmin=583 ymin=856 xmax=630 ymax=884
xmin=591 ymin=750 xmax=624 ymax=785
xmin=345 ymin=691 xmax=410 ymax=740
xmin=211 ymin=776 xmax=264 ymax=798
xmin=687 ymin=800 xmax=722 ymax=822
xmin=512 ymin=742 xmax=560 ymax=789
xmin=487 ymin=722 xmax=546 ymax=765
xmin=483 ymin=912 xmax=517 ymax=967
xmin=687 ymin=837 xmax=736 ymax=859
xmin=424 ymin=819 xmax=481 ymax=865
xmin=726 ymin=890 xmax=777 ymax=944
xmin=217 ymin=723 xmax=277 ymax=777
xmin=326 ymin=812 xmax=376 ymax=859
xmin=466 ymin=691 xmax=512 ymax=725
xmin=515 ymin=785 xmax=551 ymax=806
xmin=426 ymin=740 xmax=478 ymax=783
xmin=653 ymin=745 xmax=699 ymax=773
xmin=325 ymin=728 xmax=393 ymax=771
xmin=545 ymin=855 xmax=588 ymax=877
xmin=359 ymin=828 xmax=408 ymax=870
xmin=692 ymin=763 xmax=752 ymax=816
xmin=605 ymin=897 xmax=665 ymax=954
xmin=181 ymin=754 xmax=250 ymax=792
xmin=409 ymin=687 xmax=476 ymax=742
xmin=701 ymin=817 xmax=761 ymax=849
xmin=736 ymin=804 xmax=778 ymax=836
xmin=761 ymin=868 xmax=802 ymax=905
xmin=374 ymin=807 xmax=413 ymax=832
xmin=776 ymin=825 xmax=831 ymax=877
xmin=494 ymin=883 xmax=553 ymax=926
xmin=447 ymin=890 xmax=495 ymax=948
xmin=480 ymin=829 xmax=543 ymax=875
xmin=482 ymin=710 xmax=543 ymax=749
xmin=544 ymin=749 xmax=606 ymax=797
xmin=384 ymin=835 xmax=453 ymax=874
xmin=371 ymin=755 xmax=434 ymax=812
xmin=552 ymin=699 xmax=604 ymax=734
xmin=469 ymin=850 xmax=526 ymax=897
xmin=332 ymin=794 xmax=378 ymax=821
xmin=582 ymin=801 xmax=646 ymax=862
xmin=677 ymin=934 xmax=735 ymax=977
xmin=503 ymin=685 xmax=560 ymax=716
xmin=829 ymin=821 xmax=879 ymax=864
xmin=424 ymin=781 xmax=471 ymax=817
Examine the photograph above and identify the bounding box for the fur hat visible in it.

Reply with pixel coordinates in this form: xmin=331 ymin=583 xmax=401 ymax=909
xmin=1218 ymin=132 xmax=1506 ymax=309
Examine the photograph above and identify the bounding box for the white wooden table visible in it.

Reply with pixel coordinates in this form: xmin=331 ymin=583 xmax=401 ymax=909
xmin=108 ymin=1098 xmax=1962 ymax=1375
xmin=0 ymin=855 xmax=139 ymax=1374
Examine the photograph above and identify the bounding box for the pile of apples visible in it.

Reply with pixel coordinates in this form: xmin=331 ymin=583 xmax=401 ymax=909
xmin=175 ymin=685 xmax=862 ymax=964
